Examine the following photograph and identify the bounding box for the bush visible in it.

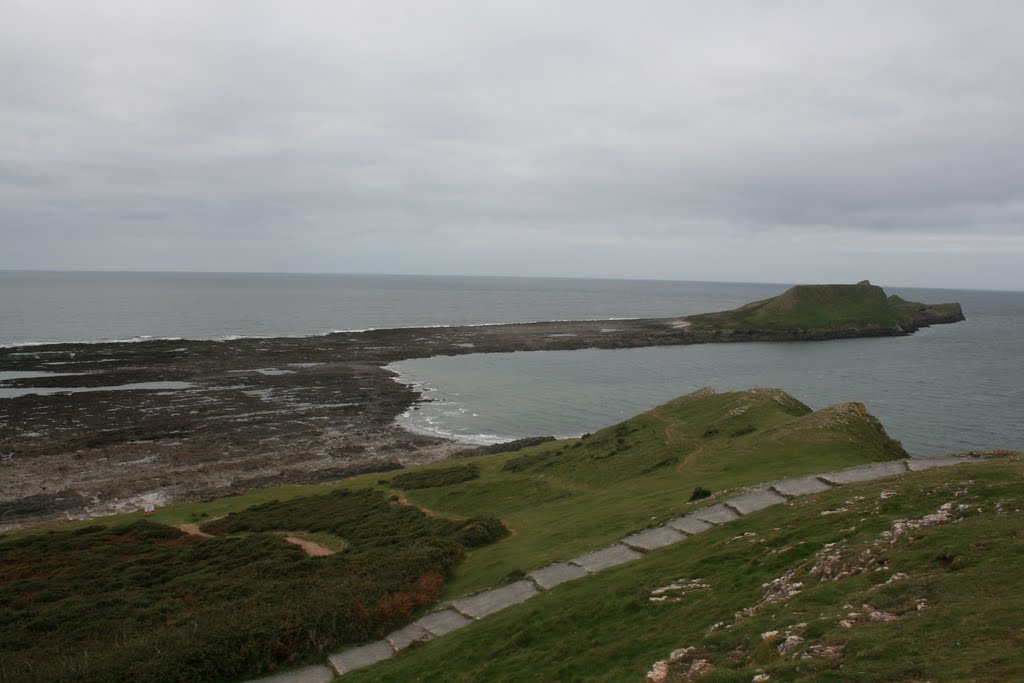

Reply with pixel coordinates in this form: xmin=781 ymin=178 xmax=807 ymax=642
xmin=451 ymin=517 xmax=510 ymax=548
xmin=689 ymin=486 xmax=713 ymax=502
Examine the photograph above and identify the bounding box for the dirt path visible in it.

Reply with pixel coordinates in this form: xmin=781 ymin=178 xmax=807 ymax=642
xmin=678 ymin=441 xmax=706 ymax=471
xmin=284 ymin=536 xmax=335 ymax=557
xmin=179 ymin=523 xmax=334 ymax=557
xmin=395 ymin=493 xmax=441 ymax=518
xmin=649 ymin=408 xmax=705 ymax=472
xmin=393 ymin=491 xmax=520 ymax=544
xmin=177 ymin=523 xmax=214 ymax=539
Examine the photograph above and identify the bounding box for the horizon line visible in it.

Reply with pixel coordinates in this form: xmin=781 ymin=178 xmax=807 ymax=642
xmin=0 ymin=268 xmax=1019 ymax=293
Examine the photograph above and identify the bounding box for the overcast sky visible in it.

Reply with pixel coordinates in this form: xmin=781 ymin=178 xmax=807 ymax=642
xmin=2 ymin=1 xmax=1022 ymax=289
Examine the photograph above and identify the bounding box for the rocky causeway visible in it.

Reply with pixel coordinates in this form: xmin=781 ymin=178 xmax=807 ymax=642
xmin=0 ymin=303 xmax=964 ymax=531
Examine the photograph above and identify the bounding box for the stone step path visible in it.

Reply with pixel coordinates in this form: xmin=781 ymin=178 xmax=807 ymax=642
xmin=248 ymin=456 xmax=982 ymax=682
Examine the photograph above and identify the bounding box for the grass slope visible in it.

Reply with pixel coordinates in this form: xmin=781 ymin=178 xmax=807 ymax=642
xmin=379 ymin=388 xmax=906 ymax=597
xmin=0 ymin=387 xmax=913 ymax=682
xmin=685 ymin=281 xmax=962 ymax=332
xmin=346 ymin=455 xmax=1024 ymax=683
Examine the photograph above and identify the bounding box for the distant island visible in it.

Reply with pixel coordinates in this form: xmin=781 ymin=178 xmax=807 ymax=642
xmin=0 ymin=281 xmax=965 ymax=532
xmin=685 ymin=280 xmax=964 ymax=334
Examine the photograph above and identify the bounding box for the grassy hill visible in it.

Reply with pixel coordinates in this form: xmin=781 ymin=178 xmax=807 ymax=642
xmin=348 ymin=456 xmax=1023 ymax=682
xmin=685 ymin=281 xmax=964 ymax=332
xmin=376 ymin=387 xmax=907 ymax=598
xmin=0 ymin=388 xmax=916 ymax=682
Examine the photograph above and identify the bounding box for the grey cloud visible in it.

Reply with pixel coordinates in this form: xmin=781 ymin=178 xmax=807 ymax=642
xmin=1 ymin=1 xmax=1023 ymax=288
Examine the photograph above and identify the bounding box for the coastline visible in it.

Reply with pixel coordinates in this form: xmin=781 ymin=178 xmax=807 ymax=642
xmin=0 ymin=312 xmax=963 ymax=532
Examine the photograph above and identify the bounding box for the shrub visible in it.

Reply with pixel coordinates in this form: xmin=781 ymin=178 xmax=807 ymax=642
xmin=689 ymin=486 xmax=713 ymax=502
xmin=451 ymin=517 xmax=510 ymax=548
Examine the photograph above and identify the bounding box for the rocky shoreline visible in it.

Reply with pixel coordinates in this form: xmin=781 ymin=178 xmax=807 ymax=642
xmin=0 ymin=309 xmax=963 ymax=531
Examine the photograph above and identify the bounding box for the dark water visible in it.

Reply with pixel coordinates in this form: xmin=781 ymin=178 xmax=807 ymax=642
xmin=2 ymin=271 xmax=1020 ymax=456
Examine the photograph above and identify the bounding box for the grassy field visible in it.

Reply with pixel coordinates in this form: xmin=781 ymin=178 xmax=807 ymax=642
xmin=346 ymin=456 xmax=1024 ymax=682
xmin=685 ymin=282 xmax=960 ymax=331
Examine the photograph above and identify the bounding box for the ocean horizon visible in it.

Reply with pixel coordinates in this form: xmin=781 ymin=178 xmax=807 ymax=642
xmin=2 ymin=270 xmax=1017 ymax=347
xmin=2 ymin=270 xmax=1022 ymax=457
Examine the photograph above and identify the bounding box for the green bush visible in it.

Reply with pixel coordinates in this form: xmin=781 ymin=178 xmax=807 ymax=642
xmin=689 ymin=486 xmax=712 ymax=502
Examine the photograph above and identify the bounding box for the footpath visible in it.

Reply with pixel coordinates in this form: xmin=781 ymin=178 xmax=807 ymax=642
xmin=249 ymin=455 xmax=979 ymax=683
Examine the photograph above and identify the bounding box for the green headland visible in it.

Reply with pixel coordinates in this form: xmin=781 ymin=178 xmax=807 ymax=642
xmin=685 ymin=280 xmax=965 ymax=333
xmin=2 ymin=387 xmax=1019 ymax=682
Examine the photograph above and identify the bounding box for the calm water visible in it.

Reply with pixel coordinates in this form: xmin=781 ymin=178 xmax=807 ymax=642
xmin=391 ymin=287 xmax=1024 ymax=456
xmin=2 ymin=272 xmax=1021 ymax=456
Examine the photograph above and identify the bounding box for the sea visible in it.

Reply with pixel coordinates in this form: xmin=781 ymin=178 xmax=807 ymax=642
xmin=2 ymin=271 xmax=1021 ymax=456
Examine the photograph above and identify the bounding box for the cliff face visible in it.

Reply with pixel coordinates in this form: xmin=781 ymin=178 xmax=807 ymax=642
xmin=902 ymin=301 xmax=966 ymax=330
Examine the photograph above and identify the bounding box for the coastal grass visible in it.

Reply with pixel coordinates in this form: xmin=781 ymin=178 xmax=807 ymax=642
xmin=375 ymin=388 xmax=907 ymax=596
xmin=345 ymin=456 xmax=1024 ymax=682
xmin=385 ymin=463 xmax=481 ymax=490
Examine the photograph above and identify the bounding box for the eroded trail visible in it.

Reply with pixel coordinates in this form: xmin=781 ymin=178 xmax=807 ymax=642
xmin=395 ymin=493 xmax=440 ymax=518
xmin=179 ymin=523 xmax=336 ymax=557
xmin=284 ymin=536 xmax=335 ymax=557
xmin=648 ymin=408 xmax=705 ymax=472
xmin=177 ymin=523 xmax=214 ymax=539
